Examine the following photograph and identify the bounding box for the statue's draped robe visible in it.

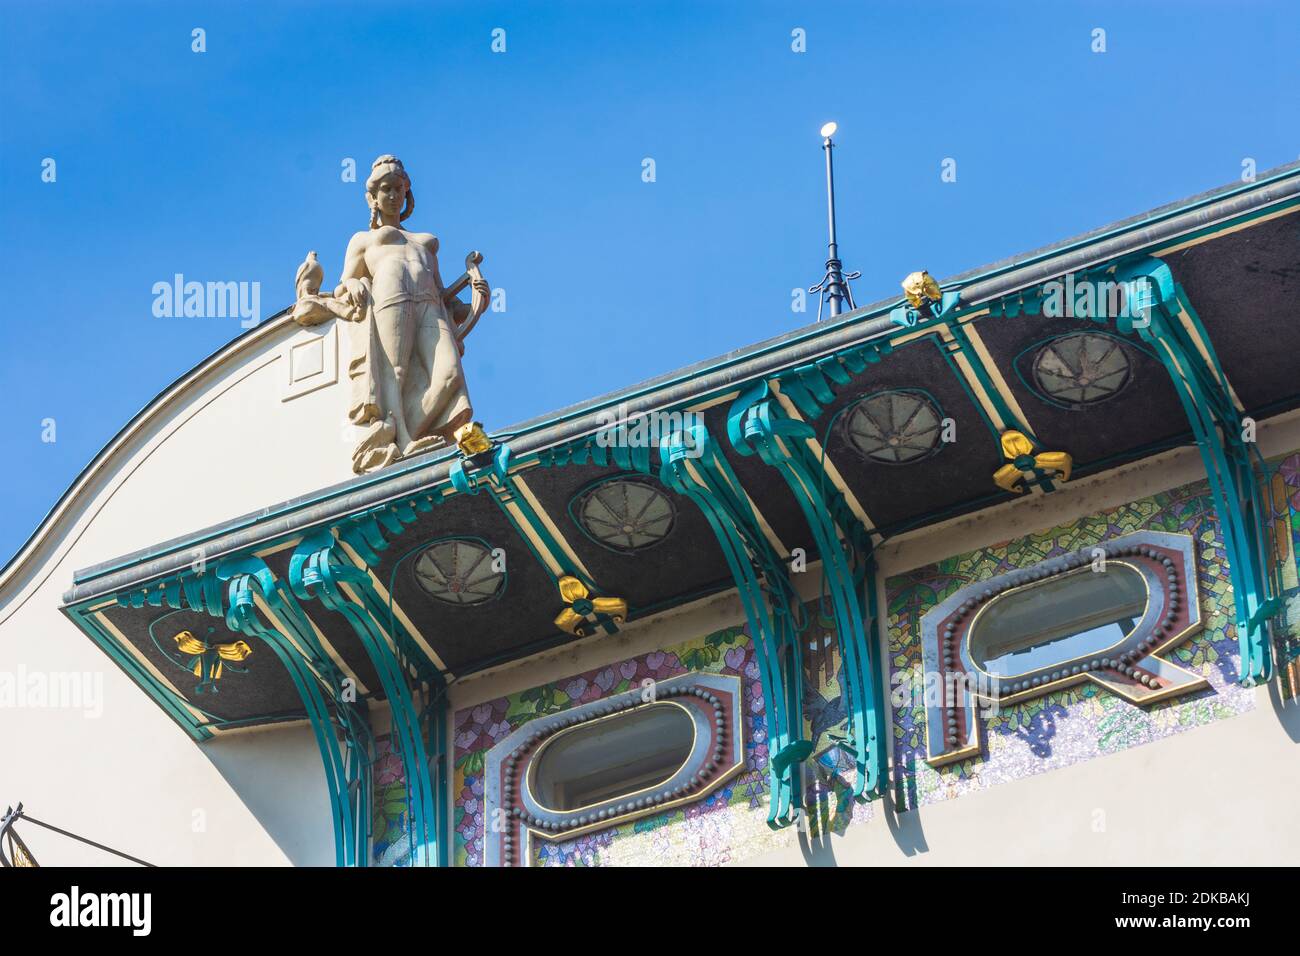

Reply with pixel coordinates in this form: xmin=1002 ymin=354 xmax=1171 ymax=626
xmin=343 ymin=274 xmax=473 ymax=472
xmin=344 ymin=277 xmax=383 ymax=429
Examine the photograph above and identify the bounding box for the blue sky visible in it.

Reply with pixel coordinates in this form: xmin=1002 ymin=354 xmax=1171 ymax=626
xmin=1 ymin=0 xmax=1296 ymax=567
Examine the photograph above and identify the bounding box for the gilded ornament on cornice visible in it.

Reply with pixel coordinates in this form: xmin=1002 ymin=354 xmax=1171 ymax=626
xmin=992 ymin=429 xmax=1072 ymax=494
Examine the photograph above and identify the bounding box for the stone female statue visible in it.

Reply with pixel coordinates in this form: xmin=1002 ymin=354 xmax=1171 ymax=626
xmin=292 ymin=155 xmax=492 ymax=473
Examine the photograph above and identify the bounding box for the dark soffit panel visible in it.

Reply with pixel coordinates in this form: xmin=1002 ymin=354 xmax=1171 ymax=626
xmin=1164 ymin=210 xmax=1300 ymax=413
xmin=364 ymin=489 xmax=576 ymax=673
xmin=100 ymin=602 xmax=304 ymax=723
xmin=516 ymin=461 xmax=734 ymax=614
xmin=700 ymin=403 xmax=810 ymax=557
xmin=262 ymin=546 xmax=384 ymax=696
xmin=971 ymin=314 xmax=1188 ymax=468
xmin=811 ymin=337 xmax=1002 ymax=531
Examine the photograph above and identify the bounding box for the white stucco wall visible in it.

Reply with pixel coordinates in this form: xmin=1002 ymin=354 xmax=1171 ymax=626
xmin=0 ymin=315 xmax=357 ymax=866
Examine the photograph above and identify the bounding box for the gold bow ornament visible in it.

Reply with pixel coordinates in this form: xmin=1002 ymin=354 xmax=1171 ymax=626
xmin=992 ymin=430 xmax=1072 ymax=494
xmin=553 ymin=576 xmax=628 ymax=637
xmin=174 ymin=629 xmax=253 ymax=694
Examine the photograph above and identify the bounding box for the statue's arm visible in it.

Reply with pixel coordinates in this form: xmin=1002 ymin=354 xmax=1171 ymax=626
xmin=422 ymin=234 xmax=446 ymax=292
xmin=448 ymin=297 xmax=471 ymax=356
xmin=336 ymin=232 xmax=370 ymax=291
xmin=319 ymin=232 xmax=372 ymax=322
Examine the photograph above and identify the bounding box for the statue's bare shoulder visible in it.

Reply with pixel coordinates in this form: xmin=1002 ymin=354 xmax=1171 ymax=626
xmin=407 ymin=231 xmax=439 ymax=256
xmin=339 ymin=229 xmax=374 ymax=281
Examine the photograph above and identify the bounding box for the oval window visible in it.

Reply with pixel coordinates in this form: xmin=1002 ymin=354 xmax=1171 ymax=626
xmin=529 ymin=703 xmax=695 ymax=811
xmin=968 ymin=565 xmax=1147 ymax=677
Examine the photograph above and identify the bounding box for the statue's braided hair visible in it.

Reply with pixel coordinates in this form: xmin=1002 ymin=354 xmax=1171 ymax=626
xmin=365 ymin=154 xmax=415 ymax=229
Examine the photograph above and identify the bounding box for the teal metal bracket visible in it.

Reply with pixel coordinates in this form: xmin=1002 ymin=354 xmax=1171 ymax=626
xmin=775 ymin=341 xmax=895 ymax=421
xmin=453 ymin=444 xmax=606 ymax=601
xmin=656 ymin=422 xmax=810 ymax=827
xmin=112 ymin=557 xmax=374 ymax=867
xmin=525 ymin=416 xmax=816 ymax=823
xmin=448 ymin=444 xmax=512 ymax=497
xmin=533 ymin=427 xmax=654 ymax=474
xmin=728 ymin=383 xmax=888 ymax=800
xmin=290 ymin=526 xmax=449 ymax=866
xmin=987 ymin=255 xmax=1281 ymax=685
xmin=217 ymin=556 xmax=373 ymax=867
xmin=889 ymin=289 xmax=961 ymax=329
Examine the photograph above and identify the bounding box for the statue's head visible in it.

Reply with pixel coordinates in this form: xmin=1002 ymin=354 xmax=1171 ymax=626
xmin=366 ymin=154 xmax=415 ymax=229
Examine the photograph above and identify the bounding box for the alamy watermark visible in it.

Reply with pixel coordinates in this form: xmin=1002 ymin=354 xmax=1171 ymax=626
xmin=1039 ymin=272 xmax=1158 ymax=327
xmin=50 ymin=886 xmax=151 ymax=936
xmin=152 ymin=274 xmax=261 ymax=328
xmin=0 ymin=665 xmax=103 ymax=718
xmin=891 ymin=667 xmax=1002 ymax=718
xmin=595 ymin=402 xmax=704 ymax=458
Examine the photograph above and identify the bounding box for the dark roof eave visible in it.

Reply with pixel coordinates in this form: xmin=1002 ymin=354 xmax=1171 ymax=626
xmin=62 ymin=161 xmax=1300 ymax=605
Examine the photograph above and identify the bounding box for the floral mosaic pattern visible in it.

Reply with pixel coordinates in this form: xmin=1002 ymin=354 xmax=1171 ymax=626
xmin=886 ymin=473 xmax=1261 ymax=811
xmin=370 ymin=453 xmax=1300 ymax=865
xmin=451 ymin=615 xmax=870 ymax=867
xmin=453 ymin=627 xmax=762 ymax=866
xmin=370 ymin=735 xmax=410 ymax=866
xmin=1272 ymin=454 xmax=1300 ymax=699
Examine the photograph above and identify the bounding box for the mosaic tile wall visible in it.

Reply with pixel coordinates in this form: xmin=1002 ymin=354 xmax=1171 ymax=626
xmin=371 ymin=735 xmax=409 ymax=866
xmin=449 ymin=615 xmax=870 ymax=867
xmin=371 ymin=452 xmax=1300 ymax=865
xmin=1272 ymin=456 xmax=1300 ymax=698
xmin=887 ymin=452 xmax=1300 ymax=812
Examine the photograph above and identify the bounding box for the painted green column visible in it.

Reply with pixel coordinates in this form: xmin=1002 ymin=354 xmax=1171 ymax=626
xmin=986 ymin=254 xmax=1282 ymax=685
xmin=728 ymin=383 xmax=888 ymax=800
xmin=217 ymin=556 xmax=373 ymax=867
xmin=290 ymin=527 xmax=448 ymax=866
xmin=1091 ymin=257 xmax=1278 ymax=684
xmin=657 ymin=422 xmax=810 ymax=827
xmin=115 ymin=557 xmax=374 ymax=867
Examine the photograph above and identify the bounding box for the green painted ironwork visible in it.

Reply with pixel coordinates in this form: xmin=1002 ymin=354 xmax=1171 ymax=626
xmin=290 ymin=527 xmax=449 ymax=867
xmin=65 ymin=603 xmax=213 ymax=742
xmin=59 ymin=182 xmax=1300 ymax=866
xmin=468 ymin=444 xmax=603 ymax=597
xmin=528 ymin=413 xmax=876 ymax=821
xmin=656 ymin=422 xmax=810 ymax=827
xmin=106 ymin=557 xmax=374 ymax=866
xmin=728 ymin=383 xmax=888 ymax=800
xmin=216 ymin=555 xmax=373 ymax=867
xmin=986 ymin=254 xmax=1281 ymax=685
xmin=774 ymin=340 xmax=895 ymax=420
xmin=533 ymin=428 xmax=653 ymax=474
xmin=942 ymin=320 xmax=1037 ymax=441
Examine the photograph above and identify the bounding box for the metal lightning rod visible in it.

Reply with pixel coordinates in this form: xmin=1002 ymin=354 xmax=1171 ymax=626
xmin=809 ymin=121 xmax=860 ymax=321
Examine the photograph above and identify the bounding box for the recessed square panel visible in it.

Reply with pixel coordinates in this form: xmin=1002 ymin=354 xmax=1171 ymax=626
xmin=282 ymin=322 xmax=339 ymax=401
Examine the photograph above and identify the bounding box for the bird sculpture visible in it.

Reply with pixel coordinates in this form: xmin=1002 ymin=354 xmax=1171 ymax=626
xmin=295 ymin=250 xmax=325 ymax=300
